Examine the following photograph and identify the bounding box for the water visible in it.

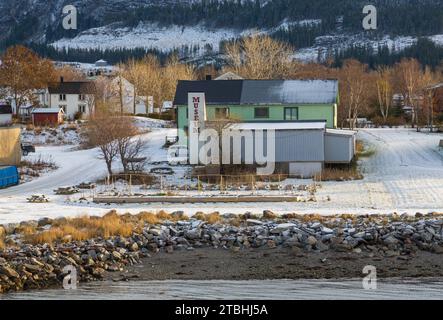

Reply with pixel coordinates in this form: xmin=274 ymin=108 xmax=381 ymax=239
xmin=2 ymin=278 xmax=443 ymax=300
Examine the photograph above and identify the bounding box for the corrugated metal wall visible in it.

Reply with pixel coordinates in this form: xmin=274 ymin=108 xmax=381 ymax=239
xmin=324 ymin=133 xmax=354 ymax=163
xmin=275 ymin=130 xmax=324 ymax=162
xmin=231 ymin=129 xmax=325 ymax=163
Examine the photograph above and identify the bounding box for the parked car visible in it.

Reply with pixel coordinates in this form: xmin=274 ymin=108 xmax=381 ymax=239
xmin=21 ymin=144 xmax=35 ymax=156
xmin=167 ymin=145 xmax=188 ymax=166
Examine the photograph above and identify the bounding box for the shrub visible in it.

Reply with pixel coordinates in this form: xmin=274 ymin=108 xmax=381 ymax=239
xmin=137 ymin=212 xmax=160 ymax=225
xmin=314 ymin=167 xmax=363 ymax=181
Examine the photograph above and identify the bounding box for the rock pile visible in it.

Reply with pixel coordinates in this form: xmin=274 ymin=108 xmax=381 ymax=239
xmin=0 ymin=211 xmax=442 ymax=293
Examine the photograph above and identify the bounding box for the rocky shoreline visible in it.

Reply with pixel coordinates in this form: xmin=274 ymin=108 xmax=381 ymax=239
xmin=1 ymin=210 xmax=443 ymax=294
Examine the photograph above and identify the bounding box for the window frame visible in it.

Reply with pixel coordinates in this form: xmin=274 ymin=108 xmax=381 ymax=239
xmin=284 ymin=107 xmax=299 ymax=121
xmin=254 ymin=107 xmax=270 ymax=119
xmin=214 ymin=107 xmax=230 ymax=120
xmin=59 ymin=94 xmax=67 ymax=101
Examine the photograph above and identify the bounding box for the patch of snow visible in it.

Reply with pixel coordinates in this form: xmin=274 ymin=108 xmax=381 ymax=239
xmin=21 ymin=124 xmax=82 ymax=146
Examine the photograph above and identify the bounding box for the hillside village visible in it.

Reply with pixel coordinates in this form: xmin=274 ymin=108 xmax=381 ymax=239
xmin=0 ymin=37 xmax=443 ymax=296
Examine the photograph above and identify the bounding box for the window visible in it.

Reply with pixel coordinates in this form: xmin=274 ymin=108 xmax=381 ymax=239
xmin=284 ymin=107 xmax=299 ymax=121
xmin=60 ymin=105 xmax=67 ymax=113
xmin=59 ymin=94 xmax=66 ymax=101
xmin=78 ymin=105 xmax=86 ymax=113
xmin=79 ymin=94 xmax=86 ymax=101
xmin=254 ymin=107 xmax=269 ymax=119
xmin=215 ymin=107 xmax=230 ymax=119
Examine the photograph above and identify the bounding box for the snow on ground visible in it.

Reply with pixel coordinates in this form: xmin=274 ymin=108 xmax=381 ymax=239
xmin=51 ymin=23 xmax=248 ymax=53
xmin=132 ymin=117 xmax=171 ymax=130
xmin=21 ymin=124 xmax=81 ymax=146
xmin=0 ymin=128 xmax=442 ymax=224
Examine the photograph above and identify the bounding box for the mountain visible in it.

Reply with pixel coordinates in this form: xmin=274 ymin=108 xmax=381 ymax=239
xmin=2 ymin=0 xmax=443 ymax=64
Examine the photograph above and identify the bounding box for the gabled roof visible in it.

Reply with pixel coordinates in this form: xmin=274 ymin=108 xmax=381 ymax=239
xmin=173 ymin=79 xmax=338 ymax=105
xmin=229 ymin=121 xmax=327 ymax=131
xmin=174 ymin=80 xmax=243 ymax=105
xmin=48 ymin=81 xmax=96 ymax=95
xmin=0 ymin=105 xmax=12 ymax=114
xmin=215 ymin=72 xmax=244 ymax=80
xmin=32 ymin=108 xmax=64 ymax=114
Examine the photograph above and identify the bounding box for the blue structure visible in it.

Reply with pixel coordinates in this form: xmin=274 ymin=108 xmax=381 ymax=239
xmin=0 ymin=166 xmax=19 ymax=189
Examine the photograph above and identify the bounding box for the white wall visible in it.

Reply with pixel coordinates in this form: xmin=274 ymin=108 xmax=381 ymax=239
xmin=50 ymin=94 xmax=94 ymax=119
xmin=0 ymin=114 xmax=12 ymax=126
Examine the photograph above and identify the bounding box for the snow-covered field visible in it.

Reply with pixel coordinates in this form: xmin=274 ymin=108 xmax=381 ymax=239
xmin=0 ymin=128 xmax=442 ymax=224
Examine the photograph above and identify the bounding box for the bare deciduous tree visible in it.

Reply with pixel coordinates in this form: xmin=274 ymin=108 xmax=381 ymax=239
xmin=375 ymin=66 xmax=394 ymax=124
xmin=84 ymin=116 xmax=120 ymax=175
xmin=223 ymin=35 xmax=296 ymax=79
xmin=338 ymin=60 xmax=370 ymax=129
xmin=86 ymin=114 xmax=147 ymax=174
xmin=0 ymin=46 xmax=56 ymax=111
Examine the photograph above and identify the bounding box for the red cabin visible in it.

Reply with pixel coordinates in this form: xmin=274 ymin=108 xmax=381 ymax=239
xmin=32 ymin=108 xmax=64 ymax=126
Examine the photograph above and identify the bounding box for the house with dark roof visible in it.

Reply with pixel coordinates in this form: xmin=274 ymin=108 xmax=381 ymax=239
xmin=171 ymin=79 xmax=355 ymax=177
xmin=174 ymin=79 xmax=339 ymax=142
xmin=48 ymin=79 xmax=96 ymax=120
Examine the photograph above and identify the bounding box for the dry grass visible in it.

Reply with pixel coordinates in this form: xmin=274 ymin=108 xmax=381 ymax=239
xmin=136 ymin=212 xmax=160 ymax=225
xmin=300 ymin=214 xmax=327 ymax=223
xmin=26 ymin=211 xmax=134 ymax=244
xmin=314 ymin=167 xmax=363 ymax=182
xmin=15 ymin=225 xmax=36 ymax=236
xmin=192 ymin=212 xmax=222 ymax=224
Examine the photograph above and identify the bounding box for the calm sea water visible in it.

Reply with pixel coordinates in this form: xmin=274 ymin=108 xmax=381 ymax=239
xmin=2 ymin=278 xmax=443 ymax=300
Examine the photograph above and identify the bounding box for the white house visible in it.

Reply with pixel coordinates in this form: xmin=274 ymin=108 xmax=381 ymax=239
xmin=107 ymin=76 xmax=136 ymax=114
xmin=0 ymin=104 xmax=13 ymax=126
xmin=100 ymin=76 xmax=148 ymax=115
xmin=48 ymin=79 xmax=96 ymax=120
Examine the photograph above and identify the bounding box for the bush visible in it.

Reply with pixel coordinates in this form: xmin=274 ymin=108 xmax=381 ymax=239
xmin=314 ymin=167 xmax=363 ymax=182
xmin=147 ymin=113 xmax=174 ymax=121
xmin=371 ymin=115 xmax=406 ymax=127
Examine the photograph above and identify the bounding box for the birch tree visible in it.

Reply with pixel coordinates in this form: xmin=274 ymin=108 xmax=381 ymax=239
xmin=375 ymin=66 xmax=393 ymax=123
xmin=223 ymin=35 xmax=295 ymax=79
xmin=339 ymin=60 xmax=370 ymax=129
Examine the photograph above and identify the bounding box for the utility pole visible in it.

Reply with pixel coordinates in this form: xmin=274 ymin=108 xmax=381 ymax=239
xmin=429 ymin=90 xmax=434 ymax=133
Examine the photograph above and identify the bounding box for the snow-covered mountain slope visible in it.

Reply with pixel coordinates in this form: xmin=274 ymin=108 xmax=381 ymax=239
xmin=51 ymin=23 xmax=249 ymax=53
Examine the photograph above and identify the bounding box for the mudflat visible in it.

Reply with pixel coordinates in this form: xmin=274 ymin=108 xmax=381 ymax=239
xmin=114 ymin=247 xmax=443 ymax=281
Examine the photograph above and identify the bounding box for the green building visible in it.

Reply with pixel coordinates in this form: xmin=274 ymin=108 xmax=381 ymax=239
xmin=173 ymin=79 xmax=339 ymax=144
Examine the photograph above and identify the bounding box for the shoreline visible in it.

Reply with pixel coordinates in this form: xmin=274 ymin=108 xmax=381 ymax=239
xmin=1 ymin=210 xmax=443 ymax=294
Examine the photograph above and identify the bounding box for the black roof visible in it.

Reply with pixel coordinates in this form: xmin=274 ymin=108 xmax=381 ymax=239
xmin=173 ymin=80 xmax=244 ymax=105
xmin=48 ymin=81 xmax=96 ymax=94
xmin=173 ymin=79 xmax=339 ymax=105
xmin=0 ymin=105 xmax=12 ymax=114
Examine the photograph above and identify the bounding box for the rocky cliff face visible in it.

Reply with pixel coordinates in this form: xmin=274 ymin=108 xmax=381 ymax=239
xmin=0 ymin=0 xmax=186 ymax=43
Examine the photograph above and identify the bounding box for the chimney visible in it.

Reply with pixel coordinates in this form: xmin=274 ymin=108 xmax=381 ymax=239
xmin=206 ymin=75 xmax=212 ymax=81
xmin=60 ymin=76 xmax=64 ymax=83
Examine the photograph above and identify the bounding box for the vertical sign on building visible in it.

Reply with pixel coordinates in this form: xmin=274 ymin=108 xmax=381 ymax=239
xmin=188 ymin=93 xmax=206 ymax=164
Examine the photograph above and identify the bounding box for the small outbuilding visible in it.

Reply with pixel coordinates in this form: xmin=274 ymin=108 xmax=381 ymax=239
xmin=226 ymin=121 xmax=357 ymax=178
xmin=32 ymin=108 xmax=64 ymax=126
xmin=95 ymin=59 xmax=108 ymax=67
xmin=0 ymin=104 xmax=13 ymax=126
